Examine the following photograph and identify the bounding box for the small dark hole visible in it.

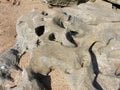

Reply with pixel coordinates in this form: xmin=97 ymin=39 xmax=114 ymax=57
xmin=66 ymin=32 xmax=78 ymax=47
xmin=49 ymin=33 xmax=55 ymax=41
xmin=67 ymin=15 xmax=72 ymax=21
xmin=41 ymin=11 xmax=48 ymax=16
xmin=77 ymin=0 xmax=88 ymax=4
xmin=10 ymin=85 xmax=17 ymax=89
xmin=70 ymin=31 xmax=78 ymax=36
xmin=36 ymin=39 xmax=41 ymax=47
xmin=63 ymin=12 xmax=67 ymax=15
xmin=81 ymin=63 xmax=84 ymax=67
xmin=35 ymin=26 xmax=45 ymax=37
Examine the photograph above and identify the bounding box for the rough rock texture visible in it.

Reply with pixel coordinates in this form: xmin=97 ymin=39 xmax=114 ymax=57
xmin=107 ymin=0 xmax=120 ymax=5
xmin=0 ymin=0 xmax=120 ymax=90
xmin=41 ymin=0 xmax=96 ymax=7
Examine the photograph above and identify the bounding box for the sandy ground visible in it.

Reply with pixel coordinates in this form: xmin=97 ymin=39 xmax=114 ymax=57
xmin=0 ymin=0 xmax=70 ymax=90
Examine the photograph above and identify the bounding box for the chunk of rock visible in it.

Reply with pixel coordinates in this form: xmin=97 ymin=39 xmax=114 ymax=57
xmin=1 ymin=1 xmax=120 ymax=90
xmin=107 ymin=0 xmax=120 ymax=5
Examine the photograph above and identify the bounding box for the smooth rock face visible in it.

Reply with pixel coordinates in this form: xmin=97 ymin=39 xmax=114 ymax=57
xmin=0 ymin=1 xmax=120 ymax=90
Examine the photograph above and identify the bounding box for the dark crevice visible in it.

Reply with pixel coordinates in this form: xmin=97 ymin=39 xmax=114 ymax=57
xmin=32 ymin=72 xmax=52 ymax=90
xmin=0 ymin=64 xmax=14 ymax=82
xmin=0 ymin=71 xmax=14 ymax=82
xmin=67 ymin=15 xmax=75 ymax=24
xmin=35 ymin=26 xmax=45 ymax=37
xmin=67 ymin=15 xmax=72 ymax=21
xmin=10 ymin=85 xmax=17 ymax=89
xmin=36 ymin=39 xmax=41 ymax=47
xmin=106 ymin=38 xmax=113 ymax=46
xmin=112 ymin=3 xmax=120 ymax=9
xmin=11 ymin=49 xmax=20 ymax=63
xmin=89 ymin=41 xmax=103 ymax=90
xmin=19 ymin=51 xmax=26 ymax=59
xmin=115 ymin=66 xmax=120 ymax=77
xmin=9 ymin=49 xmax=22 ymax=71
xmin=70 ymin=31 xmax=78 ymax=36
xmin=48 ymin=0 xmax=71 ymax=7
xmin=12 ymin=51 xmax=26 ymax=71
xmin=0 ymin=48 xmax=23 ymax=82
xmin=53 ymin=17 xmax=65 ymax=28
xmin=77 ymin=0 xmax=89 ymax=5
xmin=81 ymin=63 xmax=84 ymax=67
xmin=49 ymin=33 xmax=56 ymax=41
xmin=66 ymin=32 xmax=78 ymax=47
xmin=14 ymin=65 xmax=22 ymax=71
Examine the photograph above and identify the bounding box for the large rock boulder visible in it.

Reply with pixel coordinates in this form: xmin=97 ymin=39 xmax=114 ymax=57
xmin=0 ymin=1 xmax=120 ymax=90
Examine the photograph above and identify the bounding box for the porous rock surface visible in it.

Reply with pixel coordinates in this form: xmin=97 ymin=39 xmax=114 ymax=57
xmin=0 ymin=1 xmax=120 ymax=90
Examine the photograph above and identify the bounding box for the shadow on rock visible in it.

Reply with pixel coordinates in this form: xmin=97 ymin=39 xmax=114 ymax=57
xmin=32 ymin=72 xmax=52 ymax=90
xmin=89 ymin=42 xmax=103 ymax=90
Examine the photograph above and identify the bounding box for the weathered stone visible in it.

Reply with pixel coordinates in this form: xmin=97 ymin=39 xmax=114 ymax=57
xmin=41 ymin=0 xmax=96 ymax=7
xmin=1 ymin=0 xmax=120 ymax=90
xmin=11 ymin=69 xmax=46 ymax=90
xmin=107 ymin=0 xmax=120 ymax=5
xmin=0 ymin=48 xmax=22 ymax=87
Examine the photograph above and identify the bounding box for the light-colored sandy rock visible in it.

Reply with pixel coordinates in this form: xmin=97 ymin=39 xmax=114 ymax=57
xmin=1 ymin=0 xmax=120 ymax=90
xmin=107 ymin=0 xmax=120 ymax=5
xmin=97 ymin=74 xmax=120 ymax=90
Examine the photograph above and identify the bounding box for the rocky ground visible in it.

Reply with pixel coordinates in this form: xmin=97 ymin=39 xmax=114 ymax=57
xmin=0 ymin=0 xmax=120 ymax=90
xmin=0 ymin=0 xmax=75 ymax=90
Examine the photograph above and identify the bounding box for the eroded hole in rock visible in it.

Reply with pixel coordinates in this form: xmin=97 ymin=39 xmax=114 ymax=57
xmin=81 ymin=63 xmax=84 ymax=67
xmin=77 ymin=0 xmax=89 ymax=4
xmin=89 ymin=42 xmax=103 ymax=90
xmin=32 ymin=72 xmax=52 ymax=90
xmin=49 ymin=33 xmax=56 ymax=41
xmin=35 ymin=26 xmax=45 ymax=37
xmin=53 ymin=17 xmax=65 ymax=28
xmin=67 ymin=15 xmax=72 ymax=21
xmin=41 ymin=11 xmax=48 ymax=16
xmin=67 ymin=15 xmax=75 ymax=24
xmin=70 ymin=31 xmax=78 ymax=36
xmin=10 ymin=85 xmax=17 ymax=89
xmin=66 ymin=32 xmax=78 ymax=47
xmin=112 ymin=3 xmax=120 ymax=9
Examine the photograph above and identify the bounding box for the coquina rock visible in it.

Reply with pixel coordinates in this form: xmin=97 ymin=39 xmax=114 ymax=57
xmin=0 ymin=1 xmax=120 ymax=90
